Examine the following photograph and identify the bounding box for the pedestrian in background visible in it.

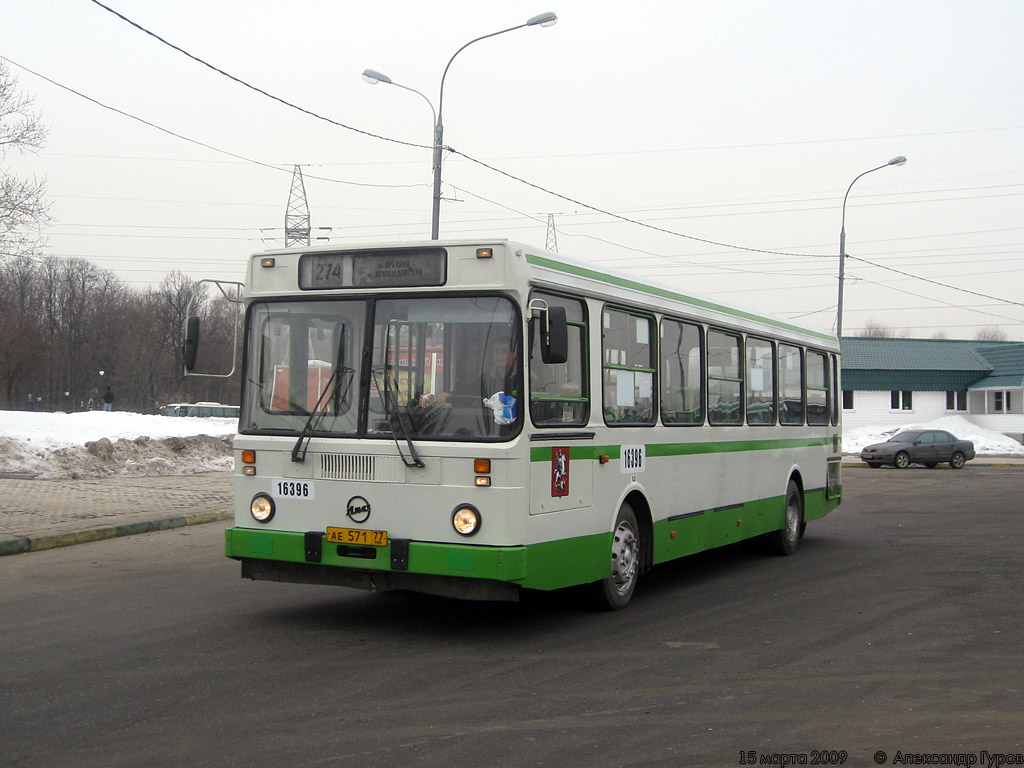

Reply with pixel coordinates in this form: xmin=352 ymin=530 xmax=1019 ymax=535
xmin=102 ymin=387 xmax=115 ymax=412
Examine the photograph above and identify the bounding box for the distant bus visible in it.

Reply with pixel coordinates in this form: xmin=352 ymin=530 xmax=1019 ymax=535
xmin=161 ymin=402 xmax=240 ymax=418
xmin=187 ymin=240 xmax=842 ymax=609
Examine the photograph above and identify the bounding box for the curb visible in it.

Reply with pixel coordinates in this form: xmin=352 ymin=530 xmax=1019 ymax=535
xmin=0 ymin=510 xmax=233 ymax=557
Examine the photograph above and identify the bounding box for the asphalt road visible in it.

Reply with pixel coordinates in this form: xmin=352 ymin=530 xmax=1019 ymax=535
xmin=2 ymin=466 xmax=1022 ymax=768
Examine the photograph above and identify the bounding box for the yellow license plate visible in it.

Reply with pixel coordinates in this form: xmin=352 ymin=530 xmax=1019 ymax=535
xmin=326 ymin=527 xmax=388 ymax=547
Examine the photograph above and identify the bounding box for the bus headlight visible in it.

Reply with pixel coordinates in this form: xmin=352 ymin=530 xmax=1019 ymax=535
xmin=452 ymin=504 xmax=481 ymax=536
xmin=250 ymin=494 xmax=275 ymax=523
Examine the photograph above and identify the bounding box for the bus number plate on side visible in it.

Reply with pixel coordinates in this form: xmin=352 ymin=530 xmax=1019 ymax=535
xmin=326 ymin=527 xmax=389 ymax=547
xmin=272 ymin=480 xmax=314 ymax=499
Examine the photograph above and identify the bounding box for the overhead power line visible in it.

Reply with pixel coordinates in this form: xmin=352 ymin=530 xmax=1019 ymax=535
xmin=1 ymin=55 xmax=426 ymax=190
xmin=88 ymin=0 xmax=429 ymax=153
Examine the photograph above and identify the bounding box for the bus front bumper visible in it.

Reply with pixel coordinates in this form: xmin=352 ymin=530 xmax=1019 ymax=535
xmin=226 ymin=527 xmax=527 ymax=602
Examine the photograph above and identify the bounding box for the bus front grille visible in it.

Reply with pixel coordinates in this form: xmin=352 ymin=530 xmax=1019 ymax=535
xmin=318 ymin=453 xmax=405 ymax=483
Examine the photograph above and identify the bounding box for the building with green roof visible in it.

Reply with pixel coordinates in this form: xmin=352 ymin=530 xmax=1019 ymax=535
xmin=841 ymin=337 xmax=1024 ymax=443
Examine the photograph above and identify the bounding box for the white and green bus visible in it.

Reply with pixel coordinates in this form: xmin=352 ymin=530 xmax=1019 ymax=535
xmin=188 ymin=240 xmax=842 ymax=609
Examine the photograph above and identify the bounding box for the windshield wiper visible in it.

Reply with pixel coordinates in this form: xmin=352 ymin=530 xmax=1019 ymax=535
xmin=292 ymin=328 xmax=352 ymax=463
xmin=291 ymin=365 xmax=354 ymax=462
xmin=372 ymin=367 xmax=425 ymax=468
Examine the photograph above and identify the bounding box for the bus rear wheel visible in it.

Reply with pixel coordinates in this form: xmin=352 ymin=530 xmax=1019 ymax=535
xmin=768 ymin=481 xmax=803 ymax=556
xmin=594 ymin=503 xmax=640 ymax=610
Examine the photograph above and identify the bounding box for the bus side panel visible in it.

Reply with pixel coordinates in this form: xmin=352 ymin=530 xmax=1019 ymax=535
xmin=649 ymin=486 xmax=839 ymax=566
xmin=651 ymin=495 xmax=781 ymax=565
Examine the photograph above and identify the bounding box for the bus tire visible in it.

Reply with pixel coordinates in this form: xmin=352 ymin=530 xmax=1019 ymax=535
xmin=593 ymin=502 xmax=641 ymax=610
xmin=769 ymin=481 xmax=803 ymax=556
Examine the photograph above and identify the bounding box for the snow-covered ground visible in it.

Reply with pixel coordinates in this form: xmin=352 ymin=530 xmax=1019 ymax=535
xmin=0 ymin=410 xmax=236 ymax=480
xmin=1 ymin=410 xmax=1022 ymax=481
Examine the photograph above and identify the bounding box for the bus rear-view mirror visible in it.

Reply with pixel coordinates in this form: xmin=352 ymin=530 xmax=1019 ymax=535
xmin=183 ymin=316 xmax=200 ymax=372
xmin=541 ymin=305 xmax=568 ymax=364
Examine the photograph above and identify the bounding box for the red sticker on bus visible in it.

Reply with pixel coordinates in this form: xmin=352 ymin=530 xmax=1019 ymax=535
xmin=551 ymin=447 xmax=569 ymax=497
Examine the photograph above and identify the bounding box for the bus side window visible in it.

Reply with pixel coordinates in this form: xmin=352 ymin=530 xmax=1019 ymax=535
xmin=779 ymin=343 xmax=804 ymax=425
xmin=707 ymin=329 xmax=743 ymax=426
xmin=745 ymin=337 xmax=776 ymax=425
xmin=660 ymin=318 xmax=704 ymax=425
xmin=529 ymin=292 xmax=589 ymax=426
xmin=601 ymin=307 xmax=655 ymax=426
xmin=806 ymin=351 xmax=829 ymax=425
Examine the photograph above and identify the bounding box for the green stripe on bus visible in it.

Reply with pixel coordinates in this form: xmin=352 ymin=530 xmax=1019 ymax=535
xmin=224 ymin=485 xmax=841 ymax=593
xmin=530 ymin=437 xmax=830 ymax=462
xmin=525 ymin=252 xmax=836 ymax=343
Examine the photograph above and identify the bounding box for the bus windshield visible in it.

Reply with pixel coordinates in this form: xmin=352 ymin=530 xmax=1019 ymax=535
xmin=240 ymin=295 xmax=522 ymax=440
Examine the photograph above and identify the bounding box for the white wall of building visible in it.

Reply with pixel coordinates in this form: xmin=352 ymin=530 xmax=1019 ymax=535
xmin=841 ymin=390 xmax=949 ymax=430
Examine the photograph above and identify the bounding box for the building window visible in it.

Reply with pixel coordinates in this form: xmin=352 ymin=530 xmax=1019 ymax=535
xmin=891 ymin=390 xmax=913 ymax=410
xmin=842 ymin=390 xmax=854 ymax=410
xmin=993 ymin=391 xmax=1010 ymax=413
xmin=946 ymin=390 xmax=967 ymax=411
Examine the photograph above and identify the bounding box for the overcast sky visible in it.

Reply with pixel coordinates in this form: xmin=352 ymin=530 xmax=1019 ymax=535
xmin=4 ymin=0 xmax=1024 ymax=339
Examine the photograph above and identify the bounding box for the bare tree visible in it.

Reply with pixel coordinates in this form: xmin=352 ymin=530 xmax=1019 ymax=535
xmin=975 ymin=326 xmax=1008 ymax=341
xmin=0 ymin=255 xmax=46 ymax=406
xmin=1 ymin=61 xmax=49 ymax=259
xmin=859 ymin=319 xmax=896 ymax=337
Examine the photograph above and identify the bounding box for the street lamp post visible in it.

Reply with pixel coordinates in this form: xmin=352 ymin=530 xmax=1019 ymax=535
xmin=364 ymin=11 xmax=557 ymax=240
xmin=837 ymin=155 xmax=907 ymax=340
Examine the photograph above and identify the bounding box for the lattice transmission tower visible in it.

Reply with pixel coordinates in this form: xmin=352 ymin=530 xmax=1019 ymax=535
xmin=285 ymin=165 xmax=311 ymax=247
xmin=545 ymin=213 xmax=559 ymax=253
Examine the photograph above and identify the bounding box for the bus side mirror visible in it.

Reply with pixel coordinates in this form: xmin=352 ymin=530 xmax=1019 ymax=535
xmin=183 ymin=316 xmax=201 ymax=372
xmin=541 ymin=305 xmax=568 ymax=364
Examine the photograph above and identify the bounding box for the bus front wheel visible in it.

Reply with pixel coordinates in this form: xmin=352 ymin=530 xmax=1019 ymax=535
xmin=593 ymin=502 xmax=640 ymax=610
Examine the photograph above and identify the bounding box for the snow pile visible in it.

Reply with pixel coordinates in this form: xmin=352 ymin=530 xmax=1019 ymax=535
xmin=0 ymin=410 xmax=236 ymax=480
xmin=842 ymin=414 xmax=1024 ymax=456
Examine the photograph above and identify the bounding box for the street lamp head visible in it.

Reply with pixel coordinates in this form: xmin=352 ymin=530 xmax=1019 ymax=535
xmin=361 ymin=69 xmax=392 ymax=85
xmin=527 ymin=11 xmax=558 ymax=27
xmin=888 ymin=155 xmax=907 ymax=166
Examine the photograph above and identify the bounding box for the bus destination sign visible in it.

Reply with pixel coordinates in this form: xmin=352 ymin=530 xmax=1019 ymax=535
xmin=299 ymin=249 xmax=446 ymax=290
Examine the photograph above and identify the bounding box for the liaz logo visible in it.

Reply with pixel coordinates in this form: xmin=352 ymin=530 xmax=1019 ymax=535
xmin=620 ymin=445 xmax=646 ymax=474
xmin=346 ymin=496 xmax=371 ymax=523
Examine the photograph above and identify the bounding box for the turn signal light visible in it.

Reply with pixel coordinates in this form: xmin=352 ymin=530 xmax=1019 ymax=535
xmin=473 ymin=459 xmax=490 ymax=473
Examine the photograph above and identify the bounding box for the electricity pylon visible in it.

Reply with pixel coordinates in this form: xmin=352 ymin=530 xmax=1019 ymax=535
xmin=545 ymin=213 xmax=558 ymax=253
xmin=285 ymin=165 xmax=311 ymax=248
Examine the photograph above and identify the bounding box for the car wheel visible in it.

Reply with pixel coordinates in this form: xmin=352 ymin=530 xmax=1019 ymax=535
xmin=593 ymin=503 xmax=641 ymax=610
xmin=950 ymin=451 xmax=966 ymax=469
xmin=894 ymin=451 xmax=910 ymax=469
xmin=768 ymin=480 xmax=803 ymax=556
xmin=924 ymin=462 xmax=937 ymax=469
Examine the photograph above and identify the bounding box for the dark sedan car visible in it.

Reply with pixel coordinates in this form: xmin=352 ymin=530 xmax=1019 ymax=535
xmin=860 ymin=429 xmax=976 ymax=469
